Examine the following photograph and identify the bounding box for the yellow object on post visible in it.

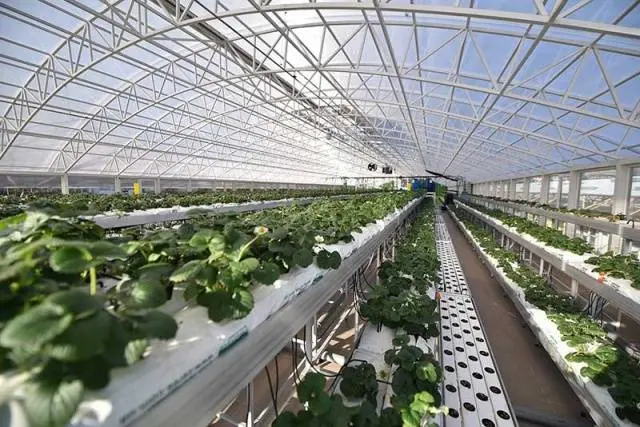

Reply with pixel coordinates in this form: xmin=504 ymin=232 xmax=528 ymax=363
xmin=133 ymin=181 xmax=141 ymax=196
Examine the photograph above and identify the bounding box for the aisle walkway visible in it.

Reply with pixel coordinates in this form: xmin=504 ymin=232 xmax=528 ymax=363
xmin=442 ymin=212 xmax=593 ymax=427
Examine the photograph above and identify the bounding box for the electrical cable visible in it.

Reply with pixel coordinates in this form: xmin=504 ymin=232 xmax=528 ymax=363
xmin=264 ymin=364 xmax=278 ymax=417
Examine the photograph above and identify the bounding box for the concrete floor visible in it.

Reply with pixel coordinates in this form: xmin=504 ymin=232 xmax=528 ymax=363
xmin=443 ymin=212 xmax=594 ymax=427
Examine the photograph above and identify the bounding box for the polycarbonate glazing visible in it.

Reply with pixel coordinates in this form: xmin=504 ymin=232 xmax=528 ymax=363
xmin=0 ymin=0 xmax=639 ymax=183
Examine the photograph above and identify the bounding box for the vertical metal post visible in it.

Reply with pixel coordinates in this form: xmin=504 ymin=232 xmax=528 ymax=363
xmin=611 ymin=164 xmax=632 ymax=253
xmin=565 ymin=171 xmax=581 ymax=237
xmin=570 ymin=279 xmax=578 ymax=297
xmin=539 ymin=259 xmax=545 ymax=276
xmin=391 ymin=236 xmax=396 ymax=261
xmin=153 ymin=178 xmax=161 ymax=194
xmin=305 ymin=315 xmax=317 ymax=362
xmin=114 ymin=177 xmax=121 ymax=193
xmin=60 ymin=174 xmax=69 ymax=195
xmin=245 ymin=382 xmax=254 ymax=427
xmin=523 ymin=177 xmax=530 ymax=201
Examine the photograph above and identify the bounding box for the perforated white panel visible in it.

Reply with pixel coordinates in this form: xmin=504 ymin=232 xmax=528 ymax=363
xmin=435 ymin=218 xmax=469 ymax=295
xmin=435 ymin=213 xmax=515 ymax=426
xmin=439 ymin=292 xmax=516 ymax=427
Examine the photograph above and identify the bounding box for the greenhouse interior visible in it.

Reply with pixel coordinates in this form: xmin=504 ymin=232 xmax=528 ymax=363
xmin=1 ymin=0 xmax=640 ymax=426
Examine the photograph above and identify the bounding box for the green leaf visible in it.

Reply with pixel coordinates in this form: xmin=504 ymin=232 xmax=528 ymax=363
xmin=47 ymin=311 xmax=111 ymax=361
xmin=400 ymin=408 xmax=421 ymax=427
xmin=292 ymin=248 xmax=314 ymax=268
xmin=90 ymin=241 xmax=127 ymax=260
xmin=129 ymin=281 xmax=167 ymax=309
xmin=316 ymin=249 xmax=341 ymax=269
xmin=124 ymin=339 xmax=149 ymax=364
xmin=0 ymin=304 xmax=72 ymax=350
xmin=100 ymin=317 xmax=132 ymax=367
xmin=170 ymin=260 xmax=203 ymax=282
xmin=272 ymin=412 xmax=297 ymax=427
xmin=251 ymin=262 xmax=280 ymax=285
xmin=271 ymin=228 xmax=289 ymax=240
xmin=183 ymin=282 xmax=202 ymax=301
xmin=231 ymin=289 xmax=254 ymax=319
xmin=23 ymin=378 xmax=84 ymax=427
xmin=240 ymin=257 xmax=260 ymax=273
xmin=297 ymin=372 xmax=326 ymax=403
xmin=46 ymin=289 xmax=102 ymax=316
xmin=73 ymin=357 xmax=111 ymax=390
xmin=218 ymin=268 xmax=245 ymax=287
xmin=416 ymin=361 xmax=438 ymax=383
xmin=199 ymin=289 xmax=234 ymax=322
xmin=208 ymin=234 xmax=226 ymax=255
xmin=133 ymin=310 xmax=178 ymax=340
xmin=189 ymin=230 xmax=215 ymax=249
xmin=138 ymin=262 xmax=174 ymax=281
xmin=392 ymin=334 xmax=410 ymax=347
xmin=230 ymin=257 xmax=260 ymax=274
xmin=49 ymin=246 xmax=92 ymax=273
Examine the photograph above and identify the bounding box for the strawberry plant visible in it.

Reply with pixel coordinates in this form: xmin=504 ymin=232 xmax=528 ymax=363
xmin=463 ymin=200 xmax=593 ymax=255
xmin=0 ymin=213 xmax=178 ymax=427
xmin=339 ymin=362 xmax=378 ymax=403
xmin=453 ymin=206 xmax=640 ymax=422
xmin=384 ymin=334 xmax=442 ymax=411
xmin=585 ymin=252 xmax=640 ymax=289
xmin=1 ymin=192 xmax=421 ymax=427
xmin=0 ymin=187 xmax=392 ymax=219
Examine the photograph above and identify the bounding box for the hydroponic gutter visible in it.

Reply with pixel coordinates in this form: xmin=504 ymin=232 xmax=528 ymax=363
xmin=463 ymin=195 xmax=640 ymax=243
xmin=449 ymin=209 xmax=634 ymax=427
xmin=69 ymin=197 xmax=422 ymax=427
xmin=88 ymin=194 xmax=375 ymax=229
xmin=435 ymin=214 xmax=516 ymax=427
xmin=455 ymin=201 xmax=640 ymax=325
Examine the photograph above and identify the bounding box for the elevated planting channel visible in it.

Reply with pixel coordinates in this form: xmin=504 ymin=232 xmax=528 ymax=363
xmin=435 ymin=213 xmax=516 ymax=427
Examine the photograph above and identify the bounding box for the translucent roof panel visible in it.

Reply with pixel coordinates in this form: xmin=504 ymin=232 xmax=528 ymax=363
xmin=0 ymin=0 xmax=639 ymax=183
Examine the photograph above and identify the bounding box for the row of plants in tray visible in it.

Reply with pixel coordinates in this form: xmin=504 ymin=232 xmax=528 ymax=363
xmin=452 ymin=207 xmax=640 ymax=424
xmin=474 ymin=195 xmax=627 ymax=222
xmin=461 ymin=200 xmax=640 ymax=289
xmin=0 ymin=187 xmax=389 ymax=219
xmin=0 ymin=191 xmax=419 ymax=427
xmin=461 ymin=200 xmax=594 ymax=255
xmin=273 ymin=199 xmax=447 ymax=427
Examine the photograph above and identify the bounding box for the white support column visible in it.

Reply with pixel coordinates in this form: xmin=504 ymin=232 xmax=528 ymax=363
xmin=114 ymin=177 xmax=121 ymax=193
xmin=613 ymin=164 xmax=632 ymax=216
xmin=153 ymin=178 xmax=161 ymax=194
xmin=305 ymin=316 xmax=317 ymax=362
xmin=539 ymin=175 xmax=550 ymax=204
xmin=523 ymin=177 xmax=530 ymax=201
xmin=60 ymin=174 xmax=69 ymax=195
xmin=567 ymin=171 xmax=581 ymax=209
xmin=186 ymin=180 xmax=193 ymax=192
xmin=570 ymin=279 xmax=579 ymax=297
xmin=539 ymin=174 xmax=551 ymax=226
xmin=611 ymin=164 xmax=632 ymax=253
xmin=566 ymin=171 xmax=581 ymax=237
xmin=508 ymin=179 xmax=516 ymax=200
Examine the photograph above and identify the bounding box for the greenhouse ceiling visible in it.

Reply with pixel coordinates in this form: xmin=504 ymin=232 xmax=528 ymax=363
xmin=0 ymin=0 xmax=639 ymax=183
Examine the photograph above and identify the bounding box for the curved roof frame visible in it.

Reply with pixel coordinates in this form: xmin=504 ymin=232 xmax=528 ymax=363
xmin=1 ymin=0 xmax=639 ymax=182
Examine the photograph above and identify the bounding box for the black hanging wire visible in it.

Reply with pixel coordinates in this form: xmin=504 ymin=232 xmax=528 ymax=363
xmin=583 ymin=291 xmax=608 ymax=323
xmin=264 ymin=360 xmax=279 ymax=417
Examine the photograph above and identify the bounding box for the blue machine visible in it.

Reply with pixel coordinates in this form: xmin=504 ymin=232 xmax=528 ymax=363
xmin=411 ymin=178 xmax=436 ymax=192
